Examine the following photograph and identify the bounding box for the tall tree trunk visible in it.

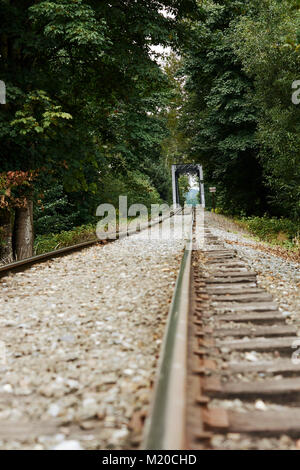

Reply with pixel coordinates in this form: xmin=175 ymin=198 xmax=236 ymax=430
xmin=13 ymin=200 xmax=34 ymax=260
xmin=0 ymin=209 xmax=13 ymax=265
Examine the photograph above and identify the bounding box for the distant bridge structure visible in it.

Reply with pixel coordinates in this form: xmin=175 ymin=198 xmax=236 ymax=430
xmin=171 ymin=164 xmax=205 ymax=208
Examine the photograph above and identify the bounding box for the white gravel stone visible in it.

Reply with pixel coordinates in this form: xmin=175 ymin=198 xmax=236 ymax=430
xmin=48 ymin=404 xmax=60 ymax=417
xmin=52 ymin=440 xmax=83 ymax=450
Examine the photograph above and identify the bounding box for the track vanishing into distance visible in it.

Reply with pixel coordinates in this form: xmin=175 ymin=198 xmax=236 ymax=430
xmin=144 ymin=208 xmax=300 ymax=450
xmin=0 ymin=209 xmax=181 ymax=279
xmin=1 ymin=206 xmax=299 ymax=450
xmin=0 ymin=208 xmax=187 ymax=450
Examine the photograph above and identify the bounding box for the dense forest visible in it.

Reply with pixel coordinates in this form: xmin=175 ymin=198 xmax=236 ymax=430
xmin=1 ymin=0 xmax=300 ymax=263
xmin=181 ymin=0 xmax=300 ymax=219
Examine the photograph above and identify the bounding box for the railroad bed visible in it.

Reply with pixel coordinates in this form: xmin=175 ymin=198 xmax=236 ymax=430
xmin=1 ymin=207 xmax=299 ymax=450
xmin=0 ymin=212 xmax=187 ymax=450
xmin=145 ymin=209 xmax=300 ymax=451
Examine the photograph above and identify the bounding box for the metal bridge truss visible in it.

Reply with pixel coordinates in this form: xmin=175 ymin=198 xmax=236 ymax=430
xmin=171 ymin=164 xmax=205 ymax=208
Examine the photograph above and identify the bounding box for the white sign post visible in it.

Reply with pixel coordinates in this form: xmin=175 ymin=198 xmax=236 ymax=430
xmin=209 ymin=187 xmax=216 ymax=211
xmin=0 ymin=81 xmax=6 ymax=104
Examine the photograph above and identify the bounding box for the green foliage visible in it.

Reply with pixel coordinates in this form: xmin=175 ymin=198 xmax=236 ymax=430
xmin=98 ymin=170 xmax=163 ymax=210
xmin=238 ymin=215 xmax=300 ymax=243
xmin=11 ymin=90 xmax=72 ymax=137
xmin=5 ymin=0 xmax=300 ymax=250
xmin=34 ymin=223 xmax=96 ymax=255
xmin=0 ymin=0 xmax=198 ymax=221
xmin=34 ymin=183 xmax=81 ymax=235
xmin=178 ymin=175 xmax=190 ymax=206
xmin=185 ymin=188 xmax=200 ymax=206
xmin=179 ymin=0 xmax=300 ymax=221
xmin=161 ymin=53 xmax=189 ymax=165
xmin=0 ymin=0 xmax=200 ymax=261
xmin=180 ymin=0 xmax=266 ymax=216
xmin=231 ymin=0 xmax=300 ymax=218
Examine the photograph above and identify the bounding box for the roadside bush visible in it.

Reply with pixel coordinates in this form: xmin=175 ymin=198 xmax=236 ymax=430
xmin=238 ymin=216 xmax=300 ymax=243
xmin=34 ymin=183 xmax=81 ymax=235
xmin=98 ymin=170 xmax=163 ymax=210
xmin=34 ymin=224 xmax=96 ymax=255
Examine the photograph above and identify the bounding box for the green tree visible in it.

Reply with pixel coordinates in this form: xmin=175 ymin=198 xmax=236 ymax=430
xmin=33 ymin=182 xmax=82 ymax=235
xmin=232 ymin=0 xmax=300 ymax=218
xmin=0 ymin=0 xmax=198 ymax=260
xmin=162 ymin=53 xmax=189 ymax=166
xmin=180 ymin=0 xmax=266 ymax=215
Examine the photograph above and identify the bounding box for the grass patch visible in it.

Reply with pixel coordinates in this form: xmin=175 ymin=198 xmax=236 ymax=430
xmin=34 ymin=224 xmax=97 ymax=255
xmin=33 ymin=209 xmax=174 ymax=256
xmin=236 ymin=216 xmax=300 ymax=248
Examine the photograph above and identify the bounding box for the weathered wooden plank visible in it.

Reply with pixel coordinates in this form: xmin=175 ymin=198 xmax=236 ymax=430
xmin=206 ymin=277 xmax=257 ymax=284
xmin=213 ymin=302 xmax=278 ymax=312
xmin=204 ymin=250 xmax=236 ymax=255
xmin=213 ymin=325 xmax=297 ymax=338
xmin=208 ymin=311 xmax=286 ymax=323
xmin=207 ymin=263 xmax=247 ymax=269
xmin=204 ymin=255 xmax=235 ymax=259
xmin=207 ymin=271 xmax=256 ymax=278
xmin=209 ymin=269 xmax=249 ymax=274
xmin=216 ymin=336 xmax=297 ymax=352
xmin=207 ymin=286 xmax=261 ymax=294
xmin=227 ymin=359 xmax=300 ymax=374
xmin=203 ymin=255 xmax=236 ymax=263
xmin=204 ymin=377 xmax=300 ymax=396
xmin=211 ymin=293 xmax=273 ymax=303
xmin=205 ymin=408 xmax=300 ymax=434
xmin=228 ymin=409 xmax=300 ymax=435
xmin=205 ymin=258 xmax=236 ymax=264
xmin=202 ymin=409 xmax=229 ymax=430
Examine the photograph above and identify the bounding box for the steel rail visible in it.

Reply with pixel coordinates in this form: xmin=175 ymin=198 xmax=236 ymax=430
xmin=144 ymin=211 xmax=300 ymax=450
xmin=143 ymin=208 xmax=194 ymax=450
xmin=0 ymin=209 xmax=182 ymax=278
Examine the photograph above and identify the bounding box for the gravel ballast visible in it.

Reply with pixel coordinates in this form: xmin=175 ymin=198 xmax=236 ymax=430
xmin=204 ymin=212 xmax=300 ymax=450
xmin=205 ymin=212 xmax=300 ymax=326
xmin=0 ymin=214 xmax=186 ymax=450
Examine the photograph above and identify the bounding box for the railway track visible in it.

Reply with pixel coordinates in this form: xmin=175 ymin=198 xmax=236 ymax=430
xmin=144 ymin=208 xmax=300 ymax=450
xmin=0 ymin=209 xmax=180 ymax=278
xmin=0 ymin=207 xmax=186 ymax=449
